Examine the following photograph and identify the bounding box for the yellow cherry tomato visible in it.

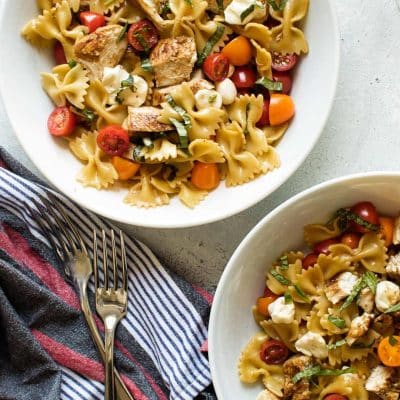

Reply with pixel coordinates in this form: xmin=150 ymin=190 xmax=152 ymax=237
xmin=222 ymin=36 xmax=252 ymax=66
xmin=269 ymin=93 xmax=295 ymax=126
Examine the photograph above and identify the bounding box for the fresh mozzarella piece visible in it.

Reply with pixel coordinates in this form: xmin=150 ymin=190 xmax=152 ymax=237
xmin=102 ymin=65 xmax=129 ymax=103
xmin=216 ymin=78 xmax=237 ymax=105
xmin=375 ymin=280 xmax=400 ymax=312
xmin=195 ymin=89 xmax=223 ymax=110
xmin=325 ymin=272 xmax=358 ymax=304
xmin=295 ymin=332 xmax=328 ymax=359
xmin=268 ymin=297 xmax=295 ymax=324
xmin=122 ymin=75 xmax=148 ymax=107
xmin=224 ymin=0 xmax=266 ymax=25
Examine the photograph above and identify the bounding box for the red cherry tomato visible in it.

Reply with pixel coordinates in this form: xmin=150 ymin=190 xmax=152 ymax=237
xmin=54 ymin=42 xmax=67 ymax=65
xmin=79 ymin=12 xmax=106 ymax=33
xmin=256 ymin=100 xmax=270 ymax=128
xmin=97 ymin=125 xmax=130 ymax=156
xmin=341 ymin=233 xmax=361 ymax=249
xmin=231 ymin=66 xmax=257 ymax=89
xmin=260 ymin=340 xmax=289 ymax=365
xmin=313 ymin=238 xmax=340 ymax=255
xmin=203 ymin=53 xmax=230 ymax=82
xmin=273 ymin=72 xmax=293 ymax=95
xmin=271 ymin=52 xmax=298 ymax=72
xmin=128 ymin=19 xmax=159 ymax=52
xmin=47 ymin=106 xmax=76 ymax=136
xmin=349 ymin=201 xmax=379 ymax=233
xmin=263 ymin=286 xmax=277 ymax=297
xmin=302 ymin=253 xmax=318 ymax=269
xmin=323 ymin=395 xmax=349 ymax=400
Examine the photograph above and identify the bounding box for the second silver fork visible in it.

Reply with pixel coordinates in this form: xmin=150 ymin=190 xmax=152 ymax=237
xmin=93 ymin=229 xmax=128 ymax=400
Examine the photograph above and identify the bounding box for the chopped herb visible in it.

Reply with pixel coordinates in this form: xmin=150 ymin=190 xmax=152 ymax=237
xmin=350 ymin=340 xmax=375 ymax=349
xmin=328 ymin=315 xmax=346 ymax=329
xmin=256 ymin=76 xmax=283 ymax=92
xmin=364 ymin=271 xmax=378 ymax=294
xmin=284 ymin=291 xmax=292 ymax=304
xmin=134 ymin=32 xmax=150 ymax=53
xmin=196 ymin=24 xmax=225 ymax=66
xmin=160 ymin=1 xmax=171 ymax=17
xmin=121 ymin=75 xmax=134 ymax=88
xmin=169 ymin=118 xmax=188 ymax=149
xmin=117 ymin=22 xmax=129 ymax=43
xmin=240 ymin=2 xmax=263 ymax=22
xmin=270 ymin=269 xmax=291 ymax=286
xmin=68 ymin=59 xmax=77 ymax=68
xmin=243 ymin=102 xmax=251 ymax=135
xmin=292 ymin=365 xmax=355 ymax=384
xmin=267 ymin=0 xmax=288 ymax=11
xmin=132 ymin=145 xmax=145 ymax=162
xmin=335 ymin=208 xmax=380 ymax=233
xmin=340 ymin=277 xmax=366 ymax=311
xmin=294 ymin=284 xmax=311 ymax=303
xmin=184 ymin=0 xmax=193 ymax=5
xmin=385 ymin=303 xmax=400 ymax=314
xmin=116 ymin=75 xmax=135 ymax=104
xmin=208 ymin=94 xmax=218 ymax=104
xmin=216 ymin=0 xmax=224 ymax=13
xmin=141 ymin=57 xmax=153 ymax=72
xmin=327 ymin=339 xmax=346 ymax=350
xmin=279 ymin=255 xmax=289 ymax=270
xmin=389 ymin=336 xmax=399 ymax=346
xmin=166 ymin=95 xmax=192 ymax=128
xmin=71 ymin=107 xmax=96 ymax=124
xmin=142 ymin=137 xmax=154 ymax=149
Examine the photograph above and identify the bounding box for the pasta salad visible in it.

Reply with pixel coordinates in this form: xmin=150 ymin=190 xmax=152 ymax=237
xmin=22 ymin=0 xmax=309 ymax=208
xmin=239 ymin=201 xmax=400 ymax=400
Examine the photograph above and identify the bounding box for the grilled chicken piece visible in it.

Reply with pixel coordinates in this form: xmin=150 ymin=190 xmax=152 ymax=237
xmin=366 ymin=366 xmax=399 ymax=400
xmin=282 ymin=356 xmax=312 ymax=400
xmin=150 ymin=36 xmax=197 ymax=87
xmin=152 ymin=79 xmax=214 ymax=106
xmin=74 ymin=25 xmax=128 ymax=80
xmin=126 ymin=106 xmax=174 ymax=132
xmin=346 ymin=313 xmax=374 ymax=345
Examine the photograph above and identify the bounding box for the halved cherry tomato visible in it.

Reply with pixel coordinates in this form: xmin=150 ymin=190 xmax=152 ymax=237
xmin=112 ymin=156 xmax=140 ymax=180
xmin=97 ymin=125 xmax=130 ymax=156
xmin=302 ymin=253 xmax=318 ymax=269
xmin=191 ymin=162 xmax=220 ymax=190
xmin=349 ymin=201 xmax=379 ymax=233
xmin=264 ymin=286 xmax=277 ymax=297
xmin=54 ymin=41 xmax=67 ymax=65
xmin=341 ymin=233 xmax=361 ymax=249
xmin=271 ymin=52 xmax=298 ymax=72
xmin=256 ymin=297 xmax=276 ymax=317
xmin=221 ymin=36 xmax=252 ymax=66
xmin=269 ymin=93 xmax=295 ymax=125
xmin=313 ymin=238 xmax=339 ymax=255
xmin=378 ymin=336 xmax=400 ymax=367
xmin=231 ymin=66 xmax=257 ymax=89
xmin=128 ymin=19 xmax=159 ymax=52
xmin=79 ymin=12 xmax=105 ymax=33
xmin=323 ymin=395 xmax=349 ymax=400
xmin=260 ymin=340 xmax=289 ymax=364
xmin=379 ymin=216 xmax=395 ymax=247
xmin=256 ymin=100 xmax=270 ymax=128
xmin=273 ymin=71 xmax=292 ymax=95
xmin=203 ymin=53 xmax=230 ymax=82
xmin=47 ymin=106 xmax=76 ymax=136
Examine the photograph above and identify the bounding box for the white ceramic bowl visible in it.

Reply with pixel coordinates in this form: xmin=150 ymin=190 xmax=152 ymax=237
xmin=209 ymin=172 xmax=400 ymax=400
xmin=0 ymin=0 xmax=339 ymax=228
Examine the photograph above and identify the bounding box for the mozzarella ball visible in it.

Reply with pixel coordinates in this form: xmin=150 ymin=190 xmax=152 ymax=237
xmin=216 ymin=78 xmax=237 ymax=105
xmin=194 ymin=89 xmax=223 ymax=110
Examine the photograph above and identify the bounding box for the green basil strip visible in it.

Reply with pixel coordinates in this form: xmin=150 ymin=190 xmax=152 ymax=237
xmin=336 ymin=208 xmax=380 ymax=232
xmin=279 ymin=255 xmax=289 ymax=270
xmin=328 ymin=315 xmax=346 ymax=329
xmin=132 ymin=145 xmax=145 ymax=162
xmin=284 ymin=291 xmax=292 ymax=304
xmin=166 ymin=95 xmax=192 ymax=128
xmin=294 ymin=284 xmax=311 ymax=303
xmin=169 ymin=118 xmax=189 ymax=149
xmin=141 ymin=57 xmax=153 ymax=72
xmin=197 ymin=24 xmax=225 ymax=66
xmin=116 ymin=75 xmax=135 ymax=104
xmin=121 ymin=74 xmax=134 ymax=88
xmin=256 ymin=76 xmax=283 ymax=92
xmin=240 ymin=4 xmax=256 ymax=21
xmin=267 ymin=0 xmax=288 ymax=11
xmin=160 ymin=1 xmax=171 ymax=17
xmin=385 ymin=303 xmax=400 ymax=314
xmin=317 ymin=367 xmax=356 ymax=378
xmin=363 ymin=271 xmax=378 ymax=294
xmin=68 ymin=59 xmax=77 ymax=68
xmin=350 ymin=340 xmax=375 ymax=349
xmin=134 ymin=32 xmax=150 ymax=53
xmin=216 ymin=0 xmax=224 ymax=13
xmin=292 ymin=365 xmax=355 ymax=384
xmin=270 ymin=269 xmax=291 ymax=286
xmin=327 ymin=339 xmax=346 ymax=350
xmin=340 ymin=277 xmax=366 ymax=311
xmin=117 ymin=22 xmax=128 ymax=42
xmin=389 ymin=336 xmax=399 ymax=346
xmin=208 ymin=94 xmax=218 ymax=104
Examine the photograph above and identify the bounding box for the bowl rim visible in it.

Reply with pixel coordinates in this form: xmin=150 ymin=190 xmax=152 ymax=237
xmin=208 ymin=170 xmax=400 ymax=399
xmin=0 ymin=0 xmax=341 ymax=229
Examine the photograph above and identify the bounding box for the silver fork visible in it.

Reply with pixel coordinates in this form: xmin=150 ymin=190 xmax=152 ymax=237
xmin=93 ymin=229 xmax=128 ymax=400
xmin=28 ymin=194 xmax=133 ymax=400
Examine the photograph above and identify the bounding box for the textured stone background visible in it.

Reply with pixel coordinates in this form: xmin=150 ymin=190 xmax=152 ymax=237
xmin=2 ymin=0 xmax=400 ymax=291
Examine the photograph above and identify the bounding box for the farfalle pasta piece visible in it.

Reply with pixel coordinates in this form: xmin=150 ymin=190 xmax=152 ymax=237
xmin=133 ymin=0 xmax=171 ymax=31
xmin=304 ymin=218 xmax=342 ymax=246
xmin=268 ymin=0 xmax=309 ymax=55
xmin=233 ymin=22 xmax=272 ymax=49
xmin=251 ymin=39 xmax=272 ymax=79
xmin=106 ymin=0 xmax=146 ymax=24
xmin=89 ymin=0 xmax=125 ymax=13
xmin=328 ymin=345 xmax=371 ymax=368
xmin=315 ymin=254 xmax=353 ymax=280
xmin=256 ymin=146 xmax=280 ymax=174
xmin=178 ymin=182 xmax=208 ymax=209
xmin=319 ymin=373 xmax=369 ymax=400
xmin=296 ymin=264 xmax=324 ymax=296
xmin=260 ymin=320 xmax=299 ymax=352
xmin=217 ymin=122 xmax=261 ymax=186
xmin=41 ymin=63 xmax=89 ymax=109
xmin=264 ymin=122 xmax=289 ymax=144
xmin=175 ymin=139 xmax=225 ymax=164
xmin=266 ymin=259 xmax=303 ymax=295
xmin=69 ymin=130 xmax=118 ymax=189
xmin=142 ymin=139 xmax=177 ymax=162
xmin=38 ymin=0 xmax=80 ymax=12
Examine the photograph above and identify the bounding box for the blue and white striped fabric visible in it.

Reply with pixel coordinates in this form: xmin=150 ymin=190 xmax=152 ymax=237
xmin=0 ymin=152 xmax=212 ymax=400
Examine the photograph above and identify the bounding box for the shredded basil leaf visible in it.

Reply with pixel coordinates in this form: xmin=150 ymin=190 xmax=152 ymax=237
xmin=294 ymin=283 xmax=311 ymax=303
xmin=134 ymin=32 xmax=150 ymax=53
xmin=327 ymin=339 xmax=346 ymax=350
xmin=208 ymin=94 xmax=218 ymax=104
xmin=328 ymin=315 xmax=346 ymax=329
xmin=389 ymin=336 xmax=399 ymax=346
xmin=363 ymin=271 xmax=378 ymax=294
xmin=116 ymin=75 xmax=135 ymax=104
xmin=256 ymin=76 xmax=283 ymax=92
xmin=141 ymin=57 xmax=153 ymax=72
xmin=132 ymin=145 xmax=145 ymax=162
xmin=279 ymin=255 xmax=289 ymax=270
xmin=350 ymin=340 xmax=375 ymax=349
xmin=166 ymin=95 xmax=192 ymax=128
xmin=385 ymin=303 xmax=400 ymax=314
xmin=340 ymin=277 xmax=366 ymax=311
xmin=169 ymin=118 xmax=188 ymax=149
xmin=240 ymin=4 xmax=256 ymax=21
xmin=267 ymin=0 xmax=288 ymax=11
xmin=284 ymin=291 xmax=292 ymax=304
xmin=196 ymin=25 xmax=225 ymax=66
xmin=68 ymin=59 xmax=77 ymax=68
xmin=270 ymin=269 xmax=291 ymax=286
xmin=160 ymin=1 xmax=170 ymax=17
xmin=317 ymin=367 xmax=355 ymax=377
xmin=335 ymin=208 xmax=380 ymax=233
xmin=117 ymin=22 xmax=128 ymax=43
xmin=216 ymin=0 xmax=224 ymax=13
xmin=292 ymin=365 xmax=355 ymax=384
xmin=71 ymin=107 xmax=96 ymax=123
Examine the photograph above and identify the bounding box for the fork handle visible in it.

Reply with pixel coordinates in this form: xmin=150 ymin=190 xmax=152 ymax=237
xmin=105 ymin=317 xmax=118 ymax=400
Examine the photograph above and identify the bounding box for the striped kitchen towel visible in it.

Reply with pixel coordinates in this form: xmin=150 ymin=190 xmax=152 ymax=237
xmin=0 ymin=147 xmax=216 ymax=400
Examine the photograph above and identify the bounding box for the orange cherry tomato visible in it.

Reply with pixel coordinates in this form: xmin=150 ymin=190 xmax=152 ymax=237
xmin=256 ymin=295 xmax=278 ymax=317
xmin=191 ymin=162 xmax=220 ymax=190
xmin=269 ymin=93 xmax=295 ymax=126
xmin=221 ymin=36 xmax=252 ymax=66
xmin=379 ymin=216 xmax=395 ymax=247
xmin=378 ymin=336 xmax=400 ymax=367
xmin=341 ymin=233 xmax=361 ymax=249
xmin=112 ymin=156 xmax=140 ymax=180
